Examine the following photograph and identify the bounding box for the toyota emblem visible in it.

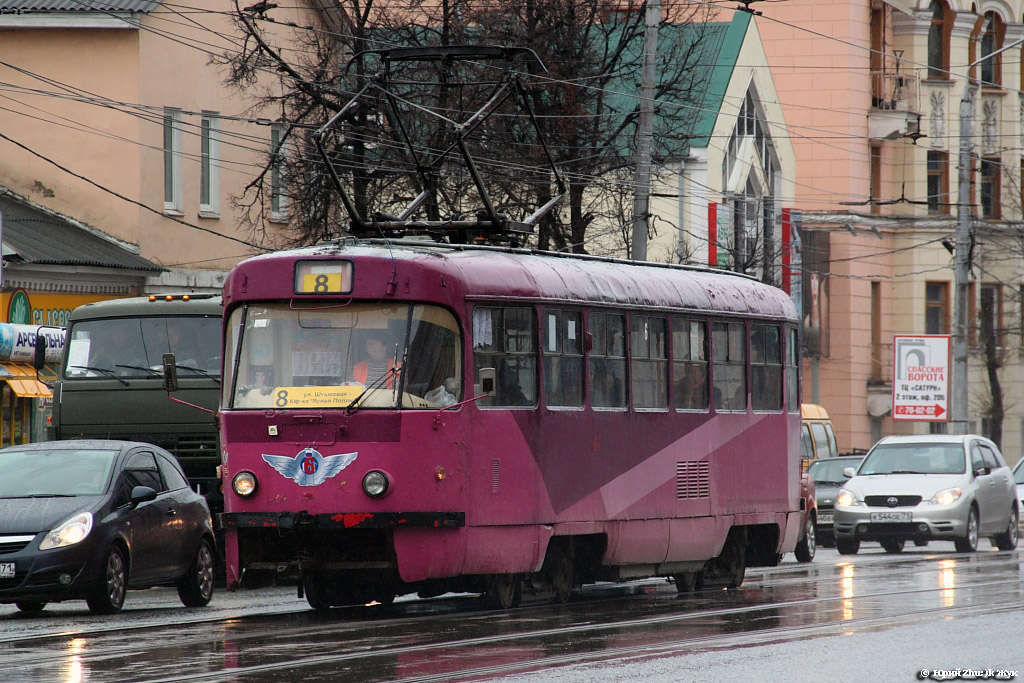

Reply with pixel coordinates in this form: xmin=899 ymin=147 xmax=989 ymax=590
xmin=886 ymin=496 xmax=899 ymax=507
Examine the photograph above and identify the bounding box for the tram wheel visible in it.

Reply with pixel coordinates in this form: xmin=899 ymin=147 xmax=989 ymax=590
xmin=549 ymin=545 xmax=574 ymax=604
xmin=673 ymin=570 xmax=704 ymax=594
xmin=722 ymin=538 xmax=746 ymax=589
xmin=303 ymin=573 xmax=333 ymax=612
xmin=485 ymin=574 xmax=522 ymax=610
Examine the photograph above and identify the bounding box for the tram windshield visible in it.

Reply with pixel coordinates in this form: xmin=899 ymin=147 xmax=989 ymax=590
xmin=224 ymin=303 xmax=462 ymax=410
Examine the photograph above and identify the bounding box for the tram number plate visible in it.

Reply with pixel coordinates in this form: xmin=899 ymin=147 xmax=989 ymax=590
xmin=818 ymin=512 xmax=833 ymax=525
xmin=870 ymin=511 xmax=912 ymax=522
xmin=0 ymin=562 xmax=14 ymax=579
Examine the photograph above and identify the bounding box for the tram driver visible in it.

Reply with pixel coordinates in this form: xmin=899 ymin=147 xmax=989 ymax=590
xmin=348 ymin=330 xmax=401 ymax=389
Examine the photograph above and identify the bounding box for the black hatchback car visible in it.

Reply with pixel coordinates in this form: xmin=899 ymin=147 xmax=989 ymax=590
xmin=808 ymin=455 xmax=866 ymax=547
xmin=0 ymin=440 xmax=215 ymax=614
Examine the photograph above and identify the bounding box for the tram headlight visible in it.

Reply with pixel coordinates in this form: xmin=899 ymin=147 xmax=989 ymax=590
xmin=362 ymin=470 xmax=389 ymax=498
xmin=232 ymin=471 xmax=258 ymax=497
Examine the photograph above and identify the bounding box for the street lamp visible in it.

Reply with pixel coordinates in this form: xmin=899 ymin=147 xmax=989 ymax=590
xmin=952 ymin=36 xmax=1024 ymax=434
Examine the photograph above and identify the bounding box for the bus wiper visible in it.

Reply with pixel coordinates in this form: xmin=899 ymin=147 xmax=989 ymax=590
xmin=174 ymin=364 xmax=221 ymax=385
xmin=115 ymin=364 xmax=162 ymax=377
xmin=344 ymin=367 xmax=399 ymax=415
xmin=69 ymin=365 xmax=130 ymax=386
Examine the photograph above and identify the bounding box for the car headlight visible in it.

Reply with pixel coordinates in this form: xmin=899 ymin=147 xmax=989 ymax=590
xmin=232 ymin=471 xmax=258 ymax=497
xmin=930 ymin=487 xmax=962 ymax=506
xmin=836 ymin=489 xmax=861 ymax=508
xmin=39 ymin=512 xmax=93 ymax=550
xmin=362 ymin=470 xmax=389 ymax=498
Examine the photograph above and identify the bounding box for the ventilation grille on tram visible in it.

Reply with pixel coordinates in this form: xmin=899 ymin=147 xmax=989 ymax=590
xmin=676 ymin=461 xmax=710 ymax=499
xmin=491 ymin=459 xmax=500 ymax=493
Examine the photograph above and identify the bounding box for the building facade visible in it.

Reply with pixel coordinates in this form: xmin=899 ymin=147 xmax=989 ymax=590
xmin=756 ymin=0 xmax=1024 ymax=463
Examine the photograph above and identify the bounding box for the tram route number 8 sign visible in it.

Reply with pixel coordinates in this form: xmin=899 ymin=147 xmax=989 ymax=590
xmin=891 ymin=335 xmax=950 ymax=422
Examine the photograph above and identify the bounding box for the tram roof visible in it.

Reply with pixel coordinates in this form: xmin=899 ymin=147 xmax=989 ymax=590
xmin=236 ymin=239 xmax=798 ymax=320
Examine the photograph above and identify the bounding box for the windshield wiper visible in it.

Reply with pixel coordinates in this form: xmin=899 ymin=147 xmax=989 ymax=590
xmin=344 ymin=367 xmax=400 ymax=415
xmin=115 ymin=364 xmax=162 ymax=377
xmin=7 ymin=494 xmax=77 ymax=498
xmin=68 ymin=365 xmax=129 ymax=386
xmin=174 ymin=364 xmax=221 ymax=385
xmin=886 ymin=470 xmax=923 ymax=474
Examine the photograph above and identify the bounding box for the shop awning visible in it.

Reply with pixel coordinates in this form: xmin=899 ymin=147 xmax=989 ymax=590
xmin=0 ymin=362 xmax=56 ymax=398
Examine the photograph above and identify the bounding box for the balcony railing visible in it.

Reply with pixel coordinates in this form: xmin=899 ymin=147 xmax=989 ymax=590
xmin=871 ymin=70 xmax=920 ymax=112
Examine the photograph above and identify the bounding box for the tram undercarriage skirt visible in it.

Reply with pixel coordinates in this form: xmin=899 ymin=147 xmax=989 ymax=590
xmin=218 ymin=510 xmax=465 ymax=530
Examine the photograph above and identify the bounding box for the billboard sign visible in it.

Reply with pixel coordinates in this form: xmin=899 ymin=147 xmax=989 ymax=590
xmin=892 ymin=335 xmax=950 ymax=421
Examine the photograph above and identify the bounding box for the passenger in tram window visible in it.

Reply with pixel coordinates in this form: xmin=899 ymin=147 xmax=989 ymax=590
xmin=590 ymin=362 xmax=624 ymax=407
xmin=675 ymin=364 xmax=707 ymax=410
xmin=497 ymin=357 xmax=530 ymax=406
xmin=349 ymin=331 xmax=401 ymax=389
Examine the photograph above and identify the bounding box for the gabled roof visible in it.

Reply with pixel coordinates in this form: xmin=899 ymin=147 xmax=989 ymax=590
xmin=688 ymin=12 xmax=750 ymax=148
xmin=0 ymin=0 xmax=160 ymax=11
xmin=0 ymin=194 xmax=163 ymax=272
xmin=599 ymin=12 xmax=750 ymax=159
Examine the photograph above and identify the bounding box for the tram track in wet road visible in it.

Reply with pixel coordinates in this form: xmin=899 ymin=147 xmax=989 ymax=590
xmin=2 ymin=549 xmax=1022 ymax=682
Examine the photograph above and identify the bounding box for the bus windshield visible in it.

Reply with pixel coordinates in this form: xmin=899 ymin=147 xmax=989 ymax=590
xmin=224 ymin=303 xmax=462 ymax=410
xmin=65 ymin=316 xmax=222 ymax=379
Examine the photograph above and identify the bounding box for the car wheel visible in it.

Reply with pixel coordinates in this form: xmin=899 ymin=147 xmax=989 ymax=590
xmin=303 ymin=571 xmax=334 ymax=612
xmin=836 ymin=537 xmax=860 ymax=555
xmin=954 ymin=507 xmax=980 ymax=553
xmin=881 ymin=538 xmax=905 ymax=554
xmin=15 ymin=601 xmax=46 ymax=612
xmin=87 ymin=545 xmax=128 ymax=615
xmin=177 ymin=538 xmax=215 ymax=607
xmin=795 ymin=515 xmax=817 ymax=563
xmin=993 ymin=506 xmax=1019 ymax=551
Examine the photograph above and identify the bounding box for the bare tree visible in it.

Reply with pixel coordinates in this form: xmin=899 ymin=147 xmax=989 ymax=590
xmin=217 ymin=0 xmax=718 ymax=252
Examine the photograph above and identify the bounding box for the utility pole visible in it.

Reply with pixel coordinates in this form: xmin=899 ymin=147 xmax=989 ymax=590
xmin=631 ymin=0 xmax=659 ymax=262
xmin=952 ymin=82 xmax=974 ymax=435
xmin=952 ymin=37 xmax=1024 ymax=434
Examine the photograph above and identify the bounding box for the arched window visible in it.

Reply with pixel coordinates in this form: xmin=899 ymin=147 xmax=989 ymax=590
xmin=928 ymin=0 xmax=952 ymax=79
xmin=979 ymin=11 xmax=1006 ymax=86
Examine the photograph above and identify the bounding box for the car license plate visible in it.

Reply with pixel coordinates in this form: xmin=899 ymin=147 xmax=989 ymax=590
xmin=870 ymin=511 xmax=912 ymax=522
xmin=0 ymin=562 xmax=14 ymax=579
xmin=818 ymin=512 xmax=833 ymax=525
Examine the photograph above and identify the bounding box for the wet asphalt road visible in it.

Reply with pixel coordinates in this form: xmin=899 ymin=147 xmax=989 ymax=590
xmin=2 ymin=543 xmax=1023 ymax=682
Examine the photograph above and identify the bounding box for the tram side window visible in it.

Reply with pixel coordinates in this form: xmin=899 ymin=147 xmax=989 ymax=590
xmin=751 ymin=323 xmax=782 ymax=411
xmin=712 ymin=322 xmax=746 ymax=411
xmin=673 ymin=318 xmax=708 ymax=411
xmin=631 ymin=315 xmax=667 ymax=409
xmin=473 ymin=306 xmax=536 ymax=407
xmin=590 ymin=311 xmax=626 ymax=408
xmin=543 ymin=310 xmax=583 ymax=407
xmin=785 ymin=326 xmax=799 ymax=413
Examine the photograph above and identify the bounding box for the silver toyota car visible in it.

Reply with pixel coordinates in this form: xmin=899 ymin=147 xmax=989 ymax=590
xmin=833 ymin=435 xmax=1018 ymax=554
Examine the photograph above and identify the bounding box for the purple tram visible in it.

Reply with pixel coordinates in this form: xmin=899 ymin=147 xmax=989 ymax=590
xmin=217 ymin=239 xmax=803 ymax=609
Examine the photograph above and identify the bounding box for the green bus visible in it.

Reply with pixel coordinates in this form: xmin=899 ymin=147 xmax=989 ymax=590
xmin=52 ymin=294 xmax=222 ymax=510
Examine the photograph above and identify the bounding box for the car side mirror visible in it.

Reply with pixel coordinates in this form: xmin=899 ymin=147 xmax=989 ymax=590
xmin=162 ymin=353 xmax=179 ymax=393
xmin=130 ymin=485 xmax=158 ymax=506
xmin=843 ymin=467 xmax=856 ymax=478
xmin=973 ymin=465 xmax=990 ymax=477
